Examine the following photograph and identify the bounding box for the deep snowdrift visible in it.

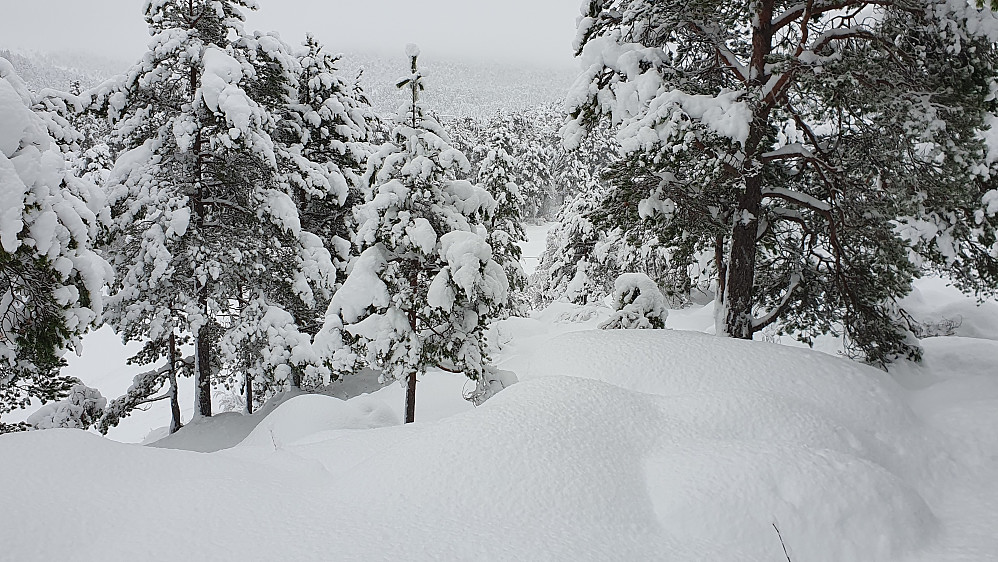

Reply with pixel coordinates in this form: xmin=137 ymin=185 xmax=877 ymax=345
xmin=4 ymin=322 xmax=996 ymax=561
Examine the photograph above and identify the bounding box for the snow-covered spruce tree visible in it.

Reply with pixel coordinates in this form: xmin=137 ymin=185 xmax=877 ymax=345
xmin=568 ymin=0 xmax=998 ymax=364
xmin=0 ymin=58 xmax=112 ymax=432
xmin=256 ymin=35 xmax=376 ymax=396
xmin=94 ymin=1 xmax=333 ymax=417
xmin=534 ymin=180 xmax=694 ymax=308
xmin=316 ymin=45 xmax=508 ymax=422
xmin=477 ymin=121 xmax=528 ymax=316
xmin=210 ymin=33 xmax=368 ymax=408
xmin=534 ymin=186 xmax=611 ymax=305
xmin=447 ymin=115 xmax=486 ymax=178
xmin=280 ymin=35 xmax=376 ymax=279
xmin=550 ymin=108 xmax=618 ymax=204
xmin=511 ymin=116 xmax=556 ymax=219
xmin=65 ymin=80 xmax=116 ymax=188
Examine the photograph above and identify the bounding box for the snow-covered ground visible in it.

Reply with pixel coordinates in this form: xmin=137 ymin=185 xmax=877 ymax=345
xmin=520 ymin=221 xmax=553 ymax=276
xmin=2 ymin=223 xmax=998 ymax=560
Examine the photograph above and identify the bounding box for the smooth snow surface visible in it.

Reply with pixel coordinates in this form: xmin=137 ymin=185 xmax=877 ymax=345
xmin=4 ymin=303 xmax=998 ymax=560
xmin=520 ymin=221 xmax=552 ymax=275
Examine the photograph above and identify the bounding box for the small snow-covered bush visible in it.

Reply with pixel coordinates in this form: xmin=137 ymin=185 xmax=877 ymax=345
xmin=27 ymin=384 xmax=106 ymax=430
xmin=599 ymin=273 xmax=669 ymax=330
xmin=465 ymin=368 xmax=519 ymax=406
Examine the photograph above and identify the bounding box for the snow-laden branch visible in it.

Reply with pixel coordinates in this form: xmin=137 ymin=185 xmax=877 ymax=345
xmin=772 ymin=0 xmax=898 ymax=31
xmin=769 ymin=207 xmax=812 ymax=233
xmin=810 ymin=27 xmax=876 ymax=52
xmin=202 ymin=197 xmax=254 ymax=216
xmin=761 ymin=143 xmax=818 ymax=162
xmin=761 ymin=186 xmax=832 ymax=213
xmin=97 ymin=356 xmax=193 ymax=434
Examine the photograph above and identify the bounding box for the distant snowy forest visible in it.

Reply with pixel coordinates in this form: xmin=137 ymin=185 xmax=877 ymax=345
xmin=4 ymin=0 xmax=998 ymax=558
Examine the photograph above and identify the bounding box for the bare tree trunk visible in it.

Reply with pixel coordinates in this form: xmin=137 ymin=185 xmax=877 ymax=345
xmin=245 ymin=372 xmax=254 ymax=415
xmin=168 ymin=331 xmax=182 ymax=434
xmin=405 ymin=371 xmax=417 ymax=424
xmin=723 ymin=175 xmax=763 ymax=339
xmin=404 ymin=263 xmax=418 ymax=424
xmin=194 ymin=331 xmax=212 ymax=417
xmin=722 ymin=0 xmax=774 ymax=339
xmin=189 ymin=43 xmax=211 ymax=418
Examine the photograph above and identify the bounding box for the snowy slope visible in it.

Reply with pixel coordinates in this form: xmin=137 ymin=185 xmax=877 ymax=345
xmin=3 ymin=316 xmax=998 ymax=560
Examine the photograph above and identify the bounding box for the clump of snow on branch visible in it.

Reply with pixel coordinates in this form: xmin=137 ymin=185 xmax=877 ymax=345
xmin=27 ymin=384 xmax=106 ymax=430
xmin=563 ymin=33 xmax=750 ymax=152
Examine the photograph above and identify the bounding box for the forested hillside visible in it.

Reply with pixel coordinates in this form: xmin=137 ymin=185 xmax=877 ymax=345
xmin=2 ymin=0 xmax=998 ymax=559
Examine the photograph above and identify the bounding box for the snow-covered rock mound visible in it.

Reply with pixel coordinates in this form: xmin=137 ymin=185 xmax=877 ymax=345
xmin=239 ymin=394 xmax=398 ymax=448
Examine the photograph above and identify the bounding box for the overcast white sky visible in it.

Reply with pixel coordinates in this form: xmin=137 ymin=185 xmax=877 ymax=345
xmin=0 ymin=0 xmax=584 ymax=68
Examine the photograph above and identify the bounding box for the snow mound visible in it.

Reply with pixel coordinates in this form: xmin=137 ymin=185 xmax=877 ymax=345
xmin=0 ymin=327 xmax=975 ymax=561
xmin=645 ymin=441 xmax=935 ymax=560
xmin=517 ymin=329 xmax=942 ymax=560
xmin=520 ymin=329 xmax=917 ymax=431
xmin=239 ymin=394 xmax=398 ymax=448
xmin=149 ymin=411 xmax=263 ymax=453
xmin=149 ymin=390 xmax=309 ymax=452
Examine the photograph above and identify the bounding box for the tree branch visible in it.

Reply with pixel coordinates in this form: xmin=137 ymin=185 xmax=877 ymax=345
xmin=134 ymin=393 xmax=172 ymax=406
xmin=686 ymin=21 xmax=748 ymax=83
xmin=761 ymin=186 xmax=832 ymax=213
xmin=753 ymin=272 xmax=802 ymax=331
xmin=772 ymin=0 xmax=898 ymax=32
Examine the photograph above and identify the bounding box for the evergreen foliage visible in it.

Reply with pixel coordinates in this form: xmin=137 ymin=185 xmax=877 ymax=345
xmin=26 ymin=383 xmax=106 ymax=430
xmin=567 ymin=0 xmax=998 ymax=364
xmin=599 ymin=273 xmax=670 ymax=330
xmin=534 ymin=186 xmax=610 ymax=305
xmin=0 ymin=58 xmax=112 ymax=431
xmin=477 ymin=119 xmax=528 ymax=315
xmin=90 ymin=0 xmax=351 ymax=415
xmin=316 ymin=46 xmax=508 ymax=422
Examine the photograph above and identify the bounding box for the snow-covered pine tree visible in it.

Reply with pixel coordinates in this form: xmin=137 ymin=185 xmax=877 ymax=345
xmin=98 ymin=333 xmax=188 ymax=434
xmin=511 ymin=116 xmax=555 ymax=219
xmin=477 ymin=119 xmax=528 ymax=316
xmin=316 ymin=45 xmax=508 ymax=422
xmin=93 ymin=0 xmax=335 ymax=417
xmin=568 ymin=0 xmax=998 ymax=364
xmin=249 ymin=35 xmax=377 ymax=398
xmin=0 ymin=58 xmax=112 ymax=432
xmin=534 ymin=186 xmax=615 ymax=305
